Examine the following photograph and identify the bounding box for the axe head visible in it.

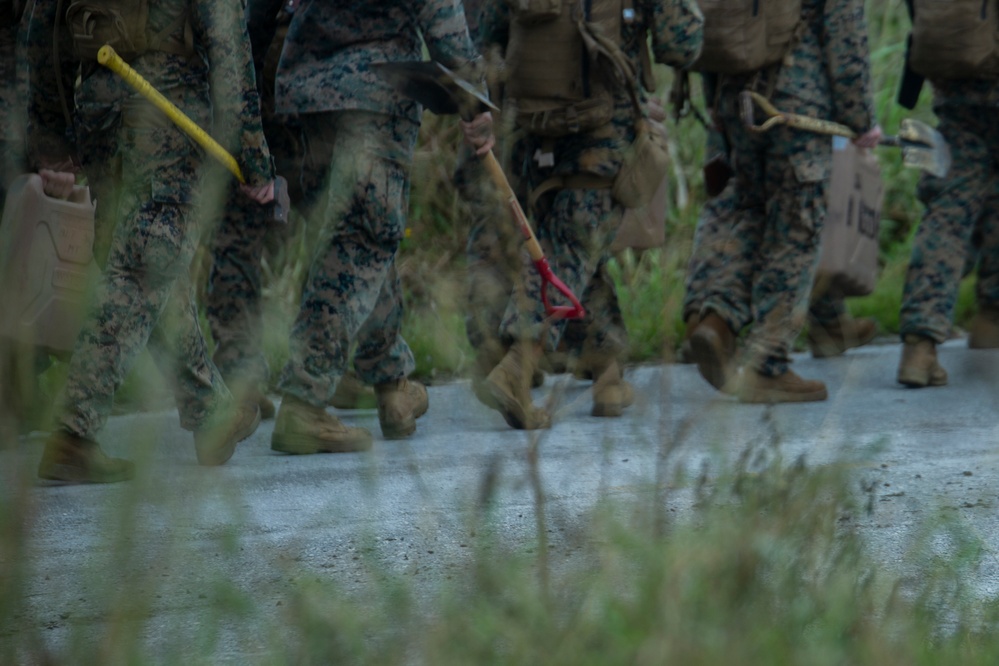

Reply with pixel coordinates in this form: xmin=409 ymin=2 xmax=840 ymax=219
xmin=370 ymin=61 xmax=498 ymax=121
xmin=898 ymin=118 xmax=952 ymax=178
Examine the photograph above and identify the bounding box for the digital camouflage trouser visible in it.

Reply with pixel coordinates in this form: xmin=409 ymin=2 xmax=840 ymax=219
xmin=699 ymin=89 xmax=830 ymax=377
xmin=276 ymin=111 xmax=417 ymax=407
xmin=458 ymin=127 xmax=630 ymax=361
xmin=900 ymin=104 xmax=999 ymax=343
xmin=59 ymin=92 xmax=231 ymax=439
xmin=683 ymin=176 xmax=847 ymax=334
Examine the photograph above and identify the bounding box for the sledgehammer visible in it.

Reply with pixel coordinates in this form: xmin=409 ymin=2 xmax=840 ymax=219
xmin=97 ymin=45 xmax=290 ymax=224
xmin=740 ymin=91 xmax=952 ymax=178
xmin=372 ymin=61 xmax=585 ymax=321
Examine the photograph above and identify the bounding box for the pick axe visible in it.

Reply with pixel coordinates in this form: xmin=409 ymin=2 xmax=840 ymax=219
xmin=372 ymin=61 xmax=585 ymax=321
xmin=97 ymin=45 xmax=291 ymax=224
xmin=740 ymin=91 xmax=952 ymax=178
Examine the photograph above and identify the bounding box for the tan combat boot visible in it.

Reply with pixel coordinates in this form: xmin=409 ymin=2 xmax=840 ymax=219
xmin=689 ymin=312 xmax=737 ymax=391
xmin=194 ymin=402 xmax=261 ymax=466
xmin=737 ymin=369 xmax=828 ymax=404
xmin=968 ymin=305 xmax=999 ymax=349
xmin=482 ymin=341 xmax=551 ymax=430
xmin=329 ymin=370 xmax=377 ymax=410
xmin=590 ymin=359 xmax=635 ymax=418
xmin=37 ymin=431 xmax=135 ymax=484
xmin=897 ymin=335 xmax=948 ymax=387
xmin=807 ymin=315 xmax=878 ymax=358
xmin=375 ymin=378 xmax=429 ymax=439
xmin=271 ymin=395 xmax=373 ymax=454
xmin=471 ymin=339 xmax=508 ymax=407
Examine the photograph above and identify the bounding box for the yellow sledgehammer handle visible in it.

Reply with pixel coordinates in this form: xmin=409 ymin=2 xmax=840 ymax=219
xmin=97 ymin=45 xmax=245 ymax=183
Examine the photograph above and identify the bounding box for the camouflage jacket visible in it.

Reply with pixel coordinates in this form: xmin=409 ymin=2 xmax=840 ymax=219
xmin=26 ymin=0 xmax=273 ymax=186
xmin=766 ymin=0 xmax=876 ymax=136
xmin=274 ymin=0 xmax=481 ymax=122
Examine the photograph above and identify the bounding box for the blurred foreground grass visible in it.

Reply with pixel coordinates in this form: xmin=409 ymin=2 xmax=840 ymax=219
xmin=2 ymin=1 xmax=995 ymax=662
xmin=4 ymin=424 xmax=999 ymax=663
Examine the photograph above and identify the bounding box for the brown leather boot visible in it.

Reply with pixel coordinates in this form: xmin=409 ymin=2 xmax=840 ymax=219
xmin=897 ymin=335 xmax=948 ymax=387
xmin=968 ymin=305 xmax=999 ymax=349
xmin=271 ymin=395 xmax=373 ymax=454
xmin=689 ymin=312 xmax=737 ymax=391
xmin=591 ymin=359 xmax=634 ymax=418
xmin=37 ymin=431 xmax=134 ymax=483
xmin=375 ymin=378 xmax=428 ymax=439
xmin=808 ymin=315 xmax=878 ymax=358
xmin=737 ymin=369 xmax=828 ymax=404
xmin=329 ymin=370 xmax=377 ymax=410
xmin=676 ymin=312 xmax=700 ymax=365
xmin=482 ymin=341 xmax=550 ymax=430
xmin=194 ymin=402 xmax=261 ymax=466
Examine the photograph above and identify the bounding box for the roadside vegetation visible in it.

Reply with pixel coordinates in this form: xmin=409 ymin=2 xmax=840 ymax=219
xmin=1 ymin=0 xmax=994 ymax=663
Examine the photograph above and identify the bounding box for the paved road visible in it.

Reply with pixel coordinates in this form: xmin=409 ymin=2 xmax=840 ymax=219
xmin=2 ymin=340 xmax=998 ymax=660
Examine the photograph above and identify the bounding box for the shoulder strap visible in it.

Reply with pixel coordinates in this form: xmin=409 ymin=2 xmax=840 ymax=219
xmin=897 ymin=0 xmax=923 ymax=109
xmin=148 ymin=7 xmax=194 ymax=58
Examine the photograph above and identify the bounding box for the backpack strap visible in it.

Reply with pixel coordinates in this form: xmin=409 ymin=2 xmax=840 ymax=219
xmin=148 ymin=9 xmax=195 ymax=58
xmin=53 ymin=0 xmax=76 ymax=135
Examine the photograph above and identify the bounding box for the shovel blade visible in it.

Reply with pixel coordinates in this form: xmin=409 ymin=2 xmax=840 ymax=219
xmin=369 ymin=61 xmax=497 ymax=120
xmin=899 ymin=118 xmax=952 ymax=178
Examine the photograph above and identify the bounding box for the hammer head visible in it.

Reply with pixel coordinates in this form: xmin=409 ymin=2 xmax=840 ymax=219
xmin=370 ymin=61 xmax=497 ymax=121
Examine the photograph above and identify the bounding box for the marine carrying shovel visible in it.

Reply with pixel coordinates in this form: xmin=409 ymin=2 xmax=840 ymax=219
xmin=372 ymin=61 xmax=585 ymax=321
xmin=97 ymin=45 xmax=290 ymax=224
xmin=740 ymin=91 xmax=952 ymax=178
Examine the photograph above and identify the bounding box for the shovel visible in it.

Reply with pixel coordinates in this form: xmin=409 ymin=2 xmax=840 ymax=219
xmin=372 ymin=61 xmax=585 ymax=321
xmin=740 ymin=91 xmax=952 ymax=178
xmin=97 ymin=45 xmax=290 ymax=224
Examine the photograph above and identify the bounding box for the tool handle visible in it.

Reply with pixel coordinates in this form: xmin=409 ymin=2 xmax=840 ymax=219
xmin=97 ymin=45 xmax=246 ymax=183
xmin=482 ymin=150 xmax=545 ymax=262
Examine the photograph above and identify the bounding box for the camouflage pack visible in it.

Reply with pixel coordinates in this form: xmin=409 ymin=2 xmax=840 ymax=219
xmin=694 ymin=0 xmax=802 ymax=75
xmin=503 ymin=0 xmax=633 ymax=136
xmin=909 ymin=0 xmax=999 ymax=80
xmin=65 ymin=0 xmax=192 ymax=61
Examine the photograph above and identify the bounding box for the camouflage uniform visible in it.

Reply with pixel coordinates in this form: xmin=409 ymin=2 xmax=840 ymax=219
xmin=899 ymin=79 xmax=999 ymax=343
xmin=478 ymin=0 xmax=703 ymax=355
xmin=26 ymin=0 xmax=274 ymax=439
xmin=206 ymin=0 xmax=304 ymax=397
xmin=699 ymin=0 xmax=875 ymax=378
xmin=273 ymin=0 xmax=480 ymax=407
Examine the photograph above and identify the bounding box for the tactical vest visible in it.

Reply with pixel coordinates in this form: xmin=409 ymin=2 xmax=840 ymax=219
xmin=503 ymin=0 xmax=635 ymax=136
xmin=909 ymin=0 xmax=999 ymax=80
xmin=65 ymin=0 xmax=193 ymax=61
xmin=693 ymin=0 xmax=802 ymax=75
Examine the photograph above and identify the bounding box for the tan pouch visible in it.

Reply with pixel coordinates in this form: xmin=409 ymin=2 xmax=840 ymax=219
xmin=910 ymin=0 xmax=999 ymax=79
xmin=695 ymin=0 xmax=802 ymax=75
xmin=612 ymin=118 xmax=670 ymax=209
xmin=611 ymin=176 xmax=668 ymax=253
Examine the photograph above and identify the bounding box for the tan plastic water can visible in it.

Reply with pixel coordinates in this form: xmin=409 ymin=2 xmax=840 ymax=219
xmin=0 ymin=173 xmax=100 ymax=353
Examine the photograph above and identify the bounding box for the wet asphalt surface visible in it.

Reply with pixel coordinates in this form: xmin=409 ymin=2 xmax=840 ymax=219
xmin=2 ymin=339 xmax=998 ymax=660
